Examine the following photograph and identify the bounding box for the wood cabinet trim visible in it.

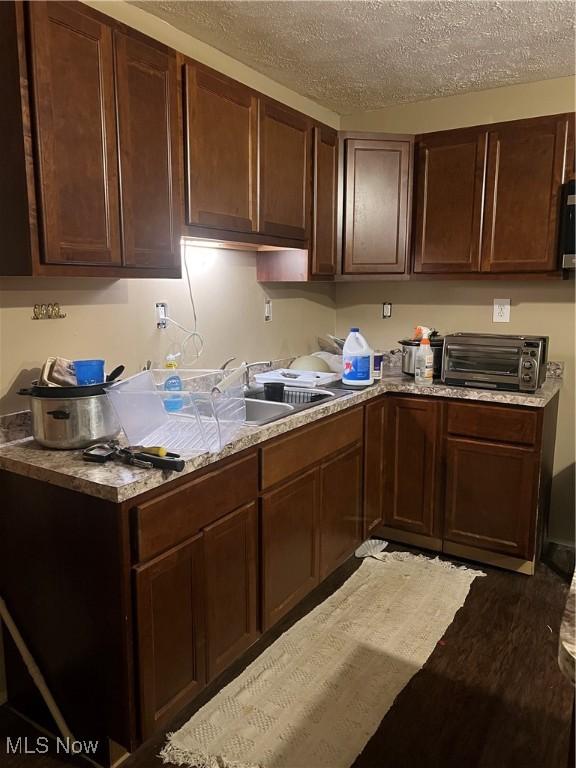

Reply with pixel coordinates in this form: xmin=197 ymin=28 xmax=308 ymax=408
xmin=135 ymin=452 xmax=258 ymax=562
xmin=28 ymin=1 xmax=122 ymax=267
xmin=183 ymin=62 xmax=259 ymax=233
xmin=261 ymin=468 xmax=321 ymax=629
xmin=311 ymin=124 xmax=338 ymax=277
xmin=134 ymin=532 xmax=206 ymax=738
xmin=114 ymin=30 xmax=180 ymax=269
xmin=443 ymin=435 xmax=539 ymax=559
xmin=260 ymin=407 xmax=364 ymax=490
xmin=203 ymin=501 xmax=259 ymax=680
xmin=342 ymin=136 xmax=413 ymax=275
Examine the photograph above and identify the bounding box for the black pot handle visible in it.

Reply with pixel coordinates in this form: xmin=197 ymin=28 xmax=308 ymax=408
xmin=18 ymin=388 xmax=32 ymax=396
xmin=46 ymin=409 xmax=70 ymax=420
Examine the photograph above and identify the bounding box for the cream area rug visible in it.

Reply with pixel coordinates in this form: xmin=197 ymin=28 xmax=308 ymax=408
xmin=161 ymin=552 xmax=484 ymax=768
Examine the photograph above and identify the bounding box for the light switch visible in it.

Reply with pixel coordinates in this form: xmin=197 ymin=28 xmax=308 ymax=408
xmin=493 ymin=298 xmax=511 ymax=323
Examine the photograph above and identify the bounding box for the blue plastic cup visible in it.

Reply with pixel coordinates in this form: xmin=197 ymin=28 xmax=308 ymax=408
xmin=74 ymin=359 xmax=105 ymax=386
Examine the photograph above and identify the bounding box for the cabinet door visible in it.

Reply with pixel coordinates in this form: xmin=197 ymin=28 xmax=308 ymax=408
xmin=320 ymin=446 xmax=363 ymax=579
xmin=204 ymin=502 xmax=259 ymax=681
xmin=383 ymin=396 xmax=441 ymax=537
xmin=413 ymin=129 xmax=487 ymax=273
xmin=135 ymin=535 xmax=205 ymax=738
xmin=28 ymin=2 xmax=121 ymax=266
xmin=444 ymin=437 xmax=539 ymax=559
xmin=343 ymin=138 xmax=412 ymax=274
xmin=311 ymin=126 xmax=338 ymax=277
xmin=261 ymin=469 xmax=320 ymax=630
xmin=364 ymin=397 xmax=387 ymax=536
xmin=114 ymin=31 xmax=180 ymax=270
xmin=481 ymin=114 xmax=572 ymax=273
xmin=259 ymin=100 xmax=311 ymax=240
xmin=184 ymin=64 xmax=258 ymax=233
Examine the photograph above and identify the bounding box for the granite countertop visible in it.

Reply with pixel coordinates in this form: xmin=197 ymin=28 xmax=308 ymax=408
xmin=0 ymin=366 xmax=562 ymax=504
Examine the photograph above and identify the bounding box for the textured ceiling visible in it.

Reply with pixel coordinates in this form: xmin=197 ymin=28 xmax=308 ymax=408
xmin=132 ymin=1 xmax=576 ymax=114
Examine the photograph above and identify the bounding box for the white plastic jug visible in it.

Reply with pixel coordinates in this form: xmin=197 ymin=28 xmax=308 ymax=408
xmin=342 ymin=327 xmax=374 ymax=386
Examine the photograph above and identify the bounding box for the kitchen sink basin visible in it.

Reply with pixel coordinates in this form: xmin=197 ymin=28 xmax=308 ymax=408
xmin=244 ymin=398 xmax=294 ymax=426
xmin=243 ymin=387 xmax=344 ymax=426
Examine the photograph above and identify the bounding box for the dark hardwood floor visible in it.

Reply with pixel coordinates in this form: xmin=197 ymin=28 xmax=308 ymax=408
xmin=0 ymin=545 xmax=573 ymax=768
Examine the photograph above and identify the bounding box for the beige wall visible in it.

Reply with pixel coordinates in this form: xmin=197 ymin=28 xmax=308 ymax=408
xmin=82 ymin=0 xmax=340 ymax=129
xmin=0 ymin=249 xmax=335 ymax=413
xmin=341 ymin=76 xmax=576 ymax=133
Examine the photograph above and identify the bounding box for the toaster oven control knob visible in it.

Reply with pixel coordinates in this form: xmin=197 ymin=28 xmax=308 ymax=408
xmin=522 ymin=373 xmax=533 ymax=382
xmin=522 ymin=360 xmax=534 ymax=369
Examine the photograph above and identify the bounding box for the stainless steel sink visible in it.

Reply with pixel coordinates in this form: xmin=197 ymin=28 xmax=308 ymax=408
xmin=244 ymin=398 xmax=294 ymax=426
xmin=243 ymin=387 xmax=346 ymax=426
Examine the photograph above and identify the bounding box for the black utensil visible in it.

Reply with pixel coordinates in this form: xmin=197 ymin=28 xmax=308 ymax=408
xmin=106 ymin=365 xmax=125 ymax=383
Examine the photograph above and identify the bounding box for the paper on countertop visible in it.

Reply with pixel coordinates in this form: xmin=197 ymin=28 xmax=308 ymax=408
xmin=254 ymin=369 xmax=341 ymax=388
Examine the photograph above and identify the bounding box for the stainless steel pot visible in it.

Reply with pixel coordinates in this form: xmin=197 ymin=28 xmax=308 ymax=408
xmin=399 ymin=338 xmax=444 ymax=377
xmin=20 ymin=383 xmax=121 ymax=449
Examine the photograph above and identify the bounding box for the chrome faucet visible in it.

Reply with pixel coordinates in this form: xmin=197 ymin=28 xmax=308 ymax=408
xmin=242 ymin=360 xmax=273 ymax=394
xmin=219 ymin=356 xmax=237 ymax=371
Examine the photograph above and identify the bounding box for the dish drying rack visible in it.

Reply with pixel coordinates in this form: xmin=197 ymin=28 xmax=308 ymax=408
xmin=106 ymin=369 xmax=246 ymax=457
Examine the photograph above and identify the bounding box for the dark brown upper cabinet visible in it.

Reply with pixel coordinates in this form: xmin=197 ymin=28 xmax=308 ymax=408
xmin=341 ymin=134 xmax=414 ymax=275
xmin=311 ymin=125 xmax=338 ymax=277
xmin=480 ymin=114 xmax=573 ymax=273
xmin=183 ymin=63 xmax=258 ymax=234
xmin=413 ymin=113 xmax=574 ymax=277
xmin=114 ymin=31 xmax=180 ymax=270
xmin=28 ymin=2 xmax=122 ymax=268
xmin=259 ymin=99 xmax=312 ymax=241
xmin=256 ymin=122 xmax=337 ymax=282
xmin=0 ymin=1 xmax=181 ymax=277
xmin=413 ymin=127 xmax=487 ymax=274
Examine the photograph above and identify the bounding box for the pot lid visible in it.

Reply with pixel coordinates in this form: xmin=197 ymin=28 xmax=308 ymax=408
xmin=19 ymin=381 xmax=112 ymax=399
xmin=398 ymin=337 xmax=444 ymax=347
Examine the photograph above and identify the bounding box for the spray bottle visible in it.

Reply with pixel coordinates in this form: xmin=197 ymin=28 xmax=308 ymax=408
xmin=414 ymin=331 xmax=434 ymax=386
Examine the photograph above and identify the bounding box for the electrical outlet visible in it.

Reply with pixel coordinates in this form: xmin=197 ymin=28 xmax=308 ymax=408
xmin=156 ymin=302 xmax=168 ymax=329
xmin=264 ymin=298 xmax=272 ymax=322
xmin=493 ymin=298 xmax=511 ymax=323
xmin=382 ymin=302 xmax=392 ymax=319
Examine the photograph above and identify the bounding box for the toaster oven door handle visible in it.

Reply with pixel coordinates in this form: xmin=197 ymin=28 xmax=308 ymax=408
xmin=446 ymin=344 xmax=522 ymax=355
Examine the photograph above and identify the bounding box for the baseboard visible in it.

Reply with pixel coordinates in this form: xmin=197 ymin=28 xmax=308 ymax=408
xmin=443 ymin=541 xmax=535 ymax=575
xmin=377 ymin=526 xmax=443 ymax=552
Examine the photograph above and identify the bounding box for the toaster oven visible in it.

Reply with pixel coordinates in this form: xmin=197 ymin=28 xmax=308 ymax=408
xmin=441 ymin=333 xmax=548 ymax=392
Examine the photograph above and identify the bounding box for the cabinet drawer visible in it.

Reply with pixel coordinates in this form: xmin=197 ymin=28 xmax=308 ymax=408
xmin=447 ymin=402 xmax=538 ymax=446
xmin=260 ymin=408 xmax=363 ymax=490
xmin=135 ymin=452 xmax=258 ymax=561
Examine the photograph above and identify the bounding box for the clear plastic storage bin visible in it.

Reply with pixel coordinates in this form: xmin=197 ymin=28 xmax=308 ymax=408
xmin=106 ymin=370 xmax=246 ymax=457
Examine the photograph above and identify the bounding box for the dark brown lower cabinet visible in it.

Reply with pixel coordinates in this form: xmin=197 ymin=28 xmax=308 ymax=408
xmin=364 ymin=397 xmax=387 ymax=536
xmin=261 ymin=469 xmax=320 ymax=630
xmin=320 ymin=445 xmax=363 ymax=578
xmin=382 ymin=395 xmax=441 ymax=540
xmin=135 ymin=534 xmax=206 ymax=739
xmin=367 ymin=395 xmax=559 ymax=574
xmin=204 ymin=501 xmax=259 ymax=681
xmin=444 ymin=437 xmax=539 ymax=559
